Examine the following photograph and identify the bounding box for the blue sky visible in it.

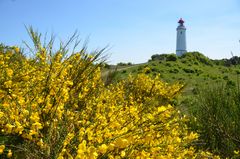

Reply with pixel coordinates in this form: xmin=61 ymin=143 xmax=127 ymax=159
xmin=0 ymin=0 xmax=240 ymax=64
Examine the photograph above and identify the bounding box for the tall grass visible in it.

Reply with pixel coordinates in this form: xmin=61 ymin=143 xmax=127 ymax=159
xmin=188 ymin=81 xmax=240 ymax=158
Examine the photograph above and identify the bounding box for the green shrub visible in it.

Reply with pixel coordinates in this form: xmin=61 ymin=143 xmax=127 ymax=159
xmin=117 ymin=62 xmax=132 ymax=66
xmin=122 ymin=70 xmax=127 ymax=73
xmin=227 ymin=80 xmax=236 ymax=87
xmin=223 ymin=75 xmax=229 ymax=80
xmin=165 ymin=62 xmax=172 ymax=67
xmin=236 ymin=70 xmax=240 ymax=74
xmin=194 ymin=68 xmax=203 ymax=74
xmin=194 ymin=61 xmax=199 ymax=65
xmin=180 ymin=52 xmax=212 ymax=66
xmin=166 ymin=54 xmax=178 ymax=61
xmin=137 ymin=66 xmax=143 ymax=71
xmin=150 ymin=53 xmax=177 ymax=62
xmin=210 ymin=75 xmax=217 ymax=80
xmin=151 ymin=67 xmax=158 ymax=72
xmin=169 ymin=68 xmax=179 ymax=73
xmin=151 ymin=62 xmax=157 ymax=66
xmin=183 ymin=68 xmax=195 ymax=73
xmin=181 ymin=60 xmax=187 ymax=64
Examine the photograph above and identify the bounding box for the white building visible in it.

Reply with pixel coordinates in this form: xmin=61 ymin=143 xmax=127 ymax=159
xmin=176 ymin=18 xmax=187 ymax=56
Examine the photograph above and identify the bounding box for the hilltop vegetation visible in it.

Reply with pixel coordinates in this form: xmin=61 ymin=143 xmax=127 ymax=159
xmin=111 ymin=52 xmax=240 ymax=90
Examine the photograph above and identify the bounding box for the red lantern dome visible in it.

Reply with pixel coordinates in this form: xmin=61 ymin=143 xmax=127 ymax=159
xmin=178 ymin=18 xmax=184 ymax=25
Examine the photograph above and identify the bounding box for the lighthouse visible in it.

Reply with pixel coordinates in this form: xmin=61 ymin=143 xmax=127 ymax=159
xmin=176 ymin=18 xmax=187 ymax=56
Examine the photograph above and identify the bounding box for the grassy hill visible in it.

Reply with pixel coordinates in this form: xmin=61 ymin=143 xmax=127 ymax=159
xmin=105 ymin=52 xmax=240 ymax=95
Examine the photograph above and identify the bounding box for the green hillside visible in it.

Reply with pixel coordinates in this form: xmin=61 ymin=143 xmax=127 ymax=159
xmin=108 ymin=52 xmax=240 ymax=95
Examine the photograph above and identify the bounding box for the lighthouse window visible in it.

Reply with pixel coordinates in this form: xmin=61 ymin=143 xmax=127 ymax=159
xmin=180 ymin=31 xmax=182 ymax=34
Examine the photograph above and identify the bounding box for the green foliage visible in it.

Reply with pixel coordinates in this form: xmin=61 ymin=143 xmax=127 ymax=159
xmin=165 ymin=62 xmax=172 ymax=67
xmin=117 ymin=62 xmax=132 ymax=66
xmin=213 ymin=56 xmax=240 ymax=67
xmin=151 ymin=53 xmax=177 ymax=61
xmin=180 ymin=52 xmax=212 ymax=65
xmin=151 ymin=54 xmax=167 ymax=61
xmin=188 ymin=82 xmax=240 ymax=158
xmin=183 ymin=68 xmax=195 ymax=73
xmin=111 ymin=52 xmax=240 ymax=89
xmin=167 ymin=54 xmax=178 ymax=61
xmin=169 ymin=68 xmax=179 ymax=73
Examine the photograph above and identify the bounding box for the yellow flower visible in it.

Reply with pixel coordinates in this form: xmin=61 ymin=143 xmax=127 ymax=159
xmin=4 ymin=80 xmax=12 ymax=88
xmin=108 ymin=143 xmax=115 ymax=151
xmin=0 ymin=61 xmax=4 ymax=65
xmin=29 ymin=130 xmax=37 ymax=136
xmin=115 ymin=138 xmax=129 ymax=149
xmin=30 ymin=112 xmax=40 ymax=122
xmin=0 ymin=145 xmax=5 ymax=154
xmin=15 ymin=121 xmax=24 ymax=134
xmin=120 ymin=151 xmax=126 ymax=157
xmin=0 ymin=112 xmax=4 ymax=119
xmin=6 ymin=68 xmax=13 ymax=77
xmin=234 ymin=150 xmax=239 ymax=155
xmin=158 ymin=106 xmax=167 ymax=113
xmin=5 ymin=124 xmax=14 ymax=133
xmin=57 ymin=156 xmax=64 ymax=159
xmin=0 ymin=148 xmax=3 ymax=155
xmin=77 ymin=140 xmax=87 ymax=155
xmin=14 ymin=47 xmax=20 ymax=53
xmin=37 ymin=98 xmax=44 ymax=104
xmin=7 ymin=149 xmax=12 ymax=158
xmin=22 ymin=75 xmax=30 ymax=81
xmin=37 ymin=139 xmax=44 ymax=148
xmin=32 ymin=122 xmax=43 ymax=130
xmin=167 ymin=145 xmax=174 ymax=152
xmin=2 ymin=102 xmax=9 ymax=108
xmin=98 ymin=144 xmax=108 ymax=154
xmin=187 ymin=132 xmax=198 ymax=140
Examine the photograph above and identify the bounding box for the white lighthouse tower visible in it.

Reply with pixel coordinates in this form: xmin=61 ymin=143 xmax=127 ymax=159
xmin=176 ymin=18 xmax=187 ymax=56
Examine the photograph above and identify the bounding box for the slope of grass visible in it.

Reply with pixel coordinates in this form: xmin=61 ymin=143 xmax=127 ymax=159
xmin=106 ymin=52 xmax=240 ymax=95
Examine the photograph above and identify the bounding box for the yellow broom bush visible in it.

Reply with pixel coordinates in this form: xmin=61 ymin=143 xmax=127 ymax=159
xmin=0 ymin=30 xmax=219 ymax=158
